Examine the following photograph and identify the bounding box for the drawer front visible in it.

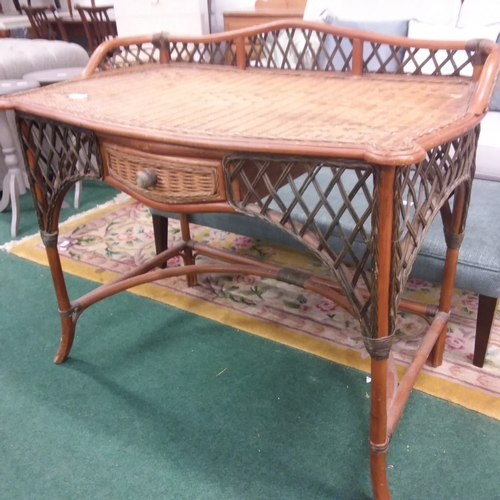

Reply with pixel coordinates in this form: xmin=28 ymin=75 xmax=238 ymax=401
xmin=103 ymin=142 xmax=225 ymax=204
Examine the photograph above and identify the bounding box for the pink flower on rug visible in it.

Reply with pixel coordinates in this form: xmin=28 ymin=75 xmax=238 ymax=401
xmin=236 ymin=275 xmax=258 ymax=285
xmin=231 ymin=236 xmax=254 ymax=248
xmin=462 ymin=295 xmax=479 ymax=312
xmin=446 ymin=334 xmax=466 ymax=350
xmin=131 ymin=200 xmax=144 ymax=210
xmin=116 ymin=230 xmax=137 ymax=242
xmin=57 ymin=236 xmax=78 ymax=251
xmin=395 ymin=318 xmax=425 ymax=337
xmin=315 ymin=299 xmax=338 ymax=312
xmin=166 ymin=255 xmax=183 ymax=267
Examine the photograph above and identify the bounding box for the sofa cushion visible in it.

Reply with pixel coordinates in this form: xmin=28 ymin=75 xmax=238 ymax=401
xmin=151 ymin=172 xmax=500 ymax=298
xmin=487 ymin=34 xmax=500 ymax=112
xmin=0 ymin=39 xmax=89 ymax=182
xmin=413 ymin=178 xmax=500 ymax=298
xmin=458 ymin=0 xmax=500 ymax=27
xmin=303 ymin=0 xmax=462 ymax=25
xmin=476 ymin=112 xmax=500 ymax=181
xmin=262 ymin=31 xmax=316 ymax=70
xmin=320 ymin=13 xmax=408 ymax=71
xmin=406 ymin=20 xmax=500 ymax=76
xmin=0 ymin=39 xmax=89 ymax=80
xmin=264 ymin=8 xmax=408 ymax=71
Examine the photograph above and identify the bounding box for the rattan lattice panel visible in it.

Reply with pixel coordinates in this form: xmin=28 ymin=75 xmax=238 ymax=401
xmin=94 ymin=25 xmax=485 ymax=77
xmin=390 ymin=127 xmax=479 ymax=318
xmin=244 ymin=26 xmax=479 ymax=76
xmin=169 ymin=41 xmax=236 ymax=66
xmin=224 ymin=136 xmax=477 ymax=340
xmin=99 ymin=39 xmax=236 ymax=71
xmin=224 ymin=155 xmax=378 ymax=339
xmin=99 ymin=42 xmax=161 ymax=70
xmin=247 ymin=29 xmax=352 ymax=71
xmin=104 ymin=143 xmax=224 ymax=204
xmin=16 ymin=114 xmax=102 ymax=232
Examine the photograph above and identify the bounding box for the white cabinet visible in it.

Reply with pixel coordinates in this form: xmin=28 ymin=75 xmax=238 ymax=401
xmin=113 ymin=0 xmax=210 ymax=37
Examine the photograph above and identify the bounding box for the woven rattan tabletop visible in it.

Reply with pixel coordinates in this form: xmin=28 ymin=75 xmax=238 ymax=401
xmin=6 ymin=63 xmax=478 ymax=163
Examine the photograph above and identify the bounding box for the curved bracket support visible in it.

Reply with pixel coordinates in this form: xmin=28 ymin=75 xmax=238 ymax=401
xmin=15 ymin=113 xmax=104 ymax=234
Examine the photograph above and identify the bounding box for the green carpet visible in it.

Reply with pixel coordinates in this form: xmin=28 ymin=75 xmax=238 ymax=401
xmin=1 ymin=183 xmax=500 ymax=499
xmin=0 ymin=181 xmax=119 ymax=242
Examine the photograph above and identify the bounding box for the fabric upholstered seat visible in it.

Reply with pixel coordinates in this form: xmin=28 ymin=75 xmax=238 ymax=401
xmin=0 ymin=39 xmax=88 ymax=80
xmin=0 ymin=38 xmax=89 ymax=183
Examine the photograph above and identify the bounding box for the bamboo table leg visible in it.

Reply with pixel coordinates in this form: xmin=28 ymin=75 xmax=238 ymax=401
xmin=429 ymin=182 xmax=470 ymax=367
xmin=45 ymin=237 xmax=77 ymax=364
xmin=368 ymin=166 xmax=395 ymax=500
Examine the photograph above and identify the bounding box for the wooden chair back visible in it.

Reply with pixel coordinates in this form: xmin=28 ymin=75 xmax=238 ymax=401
xmin=66 ymin=0 xmax=92 ymax=18
xmin=75 ymin=4 xmax=116 ymax=53
xmin=22 ymin=5 xmax=68 ymax=41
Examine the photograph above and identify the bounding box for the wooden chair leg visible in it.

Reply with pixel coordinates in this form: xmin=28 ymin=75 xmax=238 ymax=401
xmin=473 ymin=295 xmax=498 ymax=368
xmin=180 ymin=213 xmax=197 ymax=287
xmin=151 ymin=213 xmax=168 ymax=269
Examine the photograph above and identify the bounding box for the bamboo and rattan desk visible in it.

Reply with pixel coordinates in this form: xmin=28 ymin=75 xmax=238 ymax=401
xmin=2 ymin=22 xmax=499 ymax=500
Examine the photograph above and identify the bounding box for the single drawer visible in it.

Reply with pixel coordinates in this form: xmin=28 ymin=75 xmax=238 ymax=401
xmin=103 ymin=142 xmax=225 ymax=204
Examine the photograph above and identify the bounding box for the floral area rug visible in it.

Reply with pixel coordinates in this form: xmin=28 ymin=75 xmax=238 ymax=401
xmin=9 ymin=198 xmax=500 ymax=420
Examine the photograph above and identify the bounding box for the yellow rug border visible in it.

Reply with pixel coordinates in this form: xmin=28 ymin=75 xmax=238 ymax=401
xmin=9 ymin=203 xmax=500 ymax=421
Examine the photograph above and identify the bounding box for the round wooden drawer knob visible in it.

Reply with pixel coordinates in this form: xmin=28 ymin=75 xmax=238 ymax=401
xmin=135 ymin=169 xmax=158 ymax=189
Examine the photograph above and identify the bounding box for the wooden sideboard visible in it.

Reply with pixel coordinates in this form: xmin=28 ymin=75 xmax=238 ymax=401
xmin=223 ymin=0 xmax=306 ymax=32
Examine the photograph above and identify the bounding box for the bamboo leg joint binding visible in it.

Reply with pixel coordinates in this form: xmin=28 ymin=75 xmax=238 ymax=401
xmin=59 ymin=303 xmax=81 ymax=318
xmin=444 ymin=230 xmax=464 ymax=250
xmin=276 ymin=267 xmax=313 ymax=288
xmin=369 ymin=439 xmax=390 ymax=454
xmin=363 ymin=334 xmax=395 ymax=361
xmin=41 ymin=231 xmax=59 ymax=247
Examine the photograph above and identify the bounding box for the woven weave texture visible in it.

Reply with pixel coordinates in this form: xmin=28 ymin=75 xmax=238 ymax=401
xmin=11 ymin=64 xmax=474 ymax=155
xmin=224 ymin=155 xmax=377 ymax=339
xmin=223 ymin=126 xmax=478 ymax=341
xmin=16 ymin=115 xmax=102 ymax=232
